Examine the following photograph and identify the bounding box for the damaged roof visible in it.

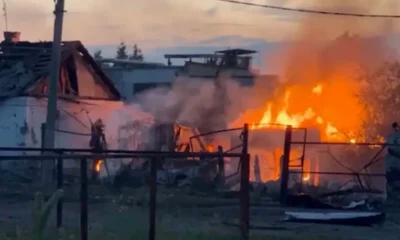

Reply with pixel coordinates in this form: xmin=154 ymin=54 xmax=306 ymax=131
xmin=0 ymin=40 xmax=121 ymax=100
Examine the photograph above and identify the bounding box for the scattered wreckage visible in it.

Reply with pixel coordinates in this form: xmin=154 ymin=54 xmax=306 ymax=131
xmin=107 ymin=123 xmax=234 ymax=192
xmin=87 ymin=117 xmax=388 ymax=227
xmin=281 ymin=186 xmax=386 ymax=226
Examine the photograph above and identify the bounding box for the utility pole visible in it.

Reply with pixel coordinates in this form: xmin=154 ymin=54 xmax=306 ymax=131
xmin=42 ymin=0 xmax=66 ymax=188
xmin=2 ymin=0 xmax=8 ymax=31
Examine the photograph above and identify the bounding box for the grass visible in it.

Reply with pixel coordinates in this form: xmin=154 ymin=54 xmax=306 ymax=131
xmin=0 ymin=186 xmax=375 ymax=240
xmin=0 ymin=227 xmax=356 ymax=240
xmin=0 ymin=201 xmax=357 ymax=240
xmin=0 ymin=223 xmax=355 ymax=240
xmin=61 ymin=231 xmax=350 ymax=240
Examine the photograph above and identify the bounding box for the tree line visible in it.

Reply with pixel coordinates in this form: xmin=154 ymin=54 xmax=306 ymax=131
xmin=93 ymin=42 xmax=144 ymax=61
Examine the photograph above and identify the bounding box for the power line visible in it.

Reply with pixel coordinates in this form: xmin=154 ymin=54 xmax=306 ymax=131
xmin=218 ymin=0 xmax=400 ymax=18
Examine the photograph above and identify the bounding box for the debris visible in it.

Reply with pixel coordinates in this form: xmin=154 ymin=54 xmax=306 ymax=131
xmin=284 ymin=210 xmax=385 ymax=226
xmin=285 ymin=188 xmax=385 ymax=211
xmin=113 ymin=167 xmax=147 ymax=190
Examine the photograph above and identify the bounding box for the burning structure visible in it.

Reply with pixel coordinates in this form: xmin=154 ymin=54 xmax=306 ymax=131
xmin=246 ymin=128 xmax=321 ymax=185
xmin=117 ymin=33 xmax=388 ymax=190
xmin=223 ymin=30 xmax=393 ymax=191
xmin=0 ymin=25 xmax=392 ymax=194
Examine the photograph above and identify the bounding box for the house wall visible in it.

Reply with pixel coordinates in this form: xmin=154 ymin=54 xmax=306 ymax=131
xmin=181 ymin=63 xmax=255 ymax=86
xmin=0 ymin=97 xmax=34 ymax=169
xmin=103 ymin=68 xmax=178 ymax=100
xmin=0 ymin=96 xmax=154 ymax=173
xmin=74 ymin=53 xmax=114 ymax=99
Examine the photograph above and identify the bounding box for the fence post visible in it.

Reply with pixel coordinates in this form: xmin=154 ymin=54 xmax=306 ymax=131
xmin=240 ymin=124 xmax=249 ymax=240
xmin=56 ymin=157 xmax=63 ymax=228
xmin=80 ymin=157 xmax=88 ymax=240
xmin=148 ymin=157 xmax=158 ymax=240
xmin=40 ymin=123 xmax=46 ymax=170
xmin=299 ymin=129 xmax=308 ymax=193
xmin=280 ymin=125 xmax=292 ymax=204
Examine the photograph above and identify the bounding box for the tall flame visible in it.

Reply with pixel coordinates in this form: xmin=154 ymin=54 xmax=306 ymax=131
xmin=252 ymin=84 xmax=358 ymax=143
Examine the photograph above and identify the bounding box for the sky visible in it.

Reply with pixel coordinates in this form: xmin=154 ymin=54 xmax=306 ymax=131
xmin=2 ymin=0 xmax=400 ymax=62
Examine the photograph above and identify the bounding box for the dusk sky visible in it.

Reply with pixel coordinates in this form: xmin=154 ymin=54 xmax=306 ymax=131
xmin=2 ymin=0 xmax=400 ymax=61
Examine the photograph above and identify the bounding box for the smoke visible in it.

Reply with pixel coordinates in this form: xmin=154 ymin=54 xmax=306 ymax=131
xmin=253 ymin=1 xmax=399 ymax=137
xmin=265 ymin=0 xmax=398 ymax=76
xmin=106 ymin=104 xmax=154 ymax=147
xmin=123 ymin=2 xmax=399 ymax=136
xmin=135 ymin=76 xmax=257 ymax=129
xmin=98 ymin=103 xmax=155 ymax=178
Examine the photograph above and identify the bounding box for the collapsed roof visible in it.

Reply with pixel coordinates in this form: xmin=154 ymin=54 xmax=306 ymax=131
xmin=0 ymin=40 xmax=121 ymax=100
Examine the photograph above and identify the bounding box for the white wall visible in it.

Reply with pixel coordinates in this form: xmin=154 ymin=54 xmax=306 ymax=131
xmin=0 ymin=97 xmax=33 ymax=169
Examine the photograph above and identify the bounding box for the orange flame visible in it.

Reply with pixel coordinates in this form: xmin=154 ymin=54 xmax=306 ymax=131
xmin=312 ymin=84 xmax=323 ymax=95
xmin=302 ymin=158 xmax=311 ymax=181
xmin=207 ymin=144 xmax=214 ymax=152
xmin=251 ymin=84 xmax=361 ymax=143
xmin=95 ymin=160 xmax=103 ymax=172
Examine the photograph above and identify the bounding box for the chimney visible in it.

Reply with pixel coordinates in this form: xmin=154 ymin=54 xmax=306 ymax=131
xmin=3 ymin=31 xmax=21 ymax=43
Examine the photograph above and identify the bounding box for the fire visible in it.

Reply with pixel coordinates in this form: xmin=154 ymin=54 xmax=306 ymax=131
xmin=207 ymin=144 xmax=214 ymax=152
xmin=229 ymin=30 xmax=386 ymax=184
xmin=251 ymin=83 xmax=362 ymax=143
xmin=243 ymin=82 xmax=364 ymax=184
xmin=302 ymin=158 xmax=311 ymax=182
xmin=254 ymin=89 xmax=316 ymax=129
xmin=95 ymin=160 xmax=103 ymax=172
xmin=312 ymin=84 xmax=323 ymax=95
xmin=326 ymin=122 xmax=338 ymax=137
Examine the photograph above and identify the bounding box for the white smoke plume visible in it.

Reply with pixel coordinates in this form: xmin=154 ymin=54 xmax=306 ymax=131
xmin=134 ymin=76 xmax=258 ymax=129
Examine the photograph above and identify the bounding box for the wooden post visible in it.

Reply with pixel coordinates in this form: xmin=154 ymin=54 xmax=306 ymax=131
xmin=240 ymin=124 xmax=250 ymax=240
xmin=279 ymin=125 xmax=292 ymax=205
xmin=148 ymin=157 xmax=157 ymax=240
xmin=56 ymin=158 xmax=63 ymax=228
xmin=80 ymin=158 xmax=88 ymax=240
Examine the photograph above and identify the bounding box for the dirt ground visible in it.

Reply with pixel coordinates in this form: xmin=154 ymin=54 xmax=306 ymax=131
xmin=0 ymin=186 xmax=399 ymax=240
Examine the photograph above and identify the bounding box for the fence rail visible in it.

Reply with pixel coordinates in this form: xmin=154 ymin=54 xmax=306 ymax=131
xmin=0 ymin=124 xmax=251 ymax=240
xmin=280 ymin=125 xmax=387 ymax=203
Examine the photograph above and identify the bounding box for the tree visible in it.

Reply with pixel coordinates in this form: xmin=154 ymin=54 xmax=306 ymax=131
xmin=115 ymin=42 xmax=129 ymax=59
xmin=129 ymin=44 xmax=144 ymax=61
xmin=359 ymin=61 xmax=400 ymax=142
xmin=94 ymin=50 xmax=102 ymax=59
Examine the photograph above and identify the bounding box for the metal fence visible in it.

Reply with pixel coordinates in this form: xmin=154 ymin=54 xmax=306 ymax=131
xmin=0 ymin=125 xmax=251 ymax=240
xmin=279 ymin=125 xmax=387 ymax=203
